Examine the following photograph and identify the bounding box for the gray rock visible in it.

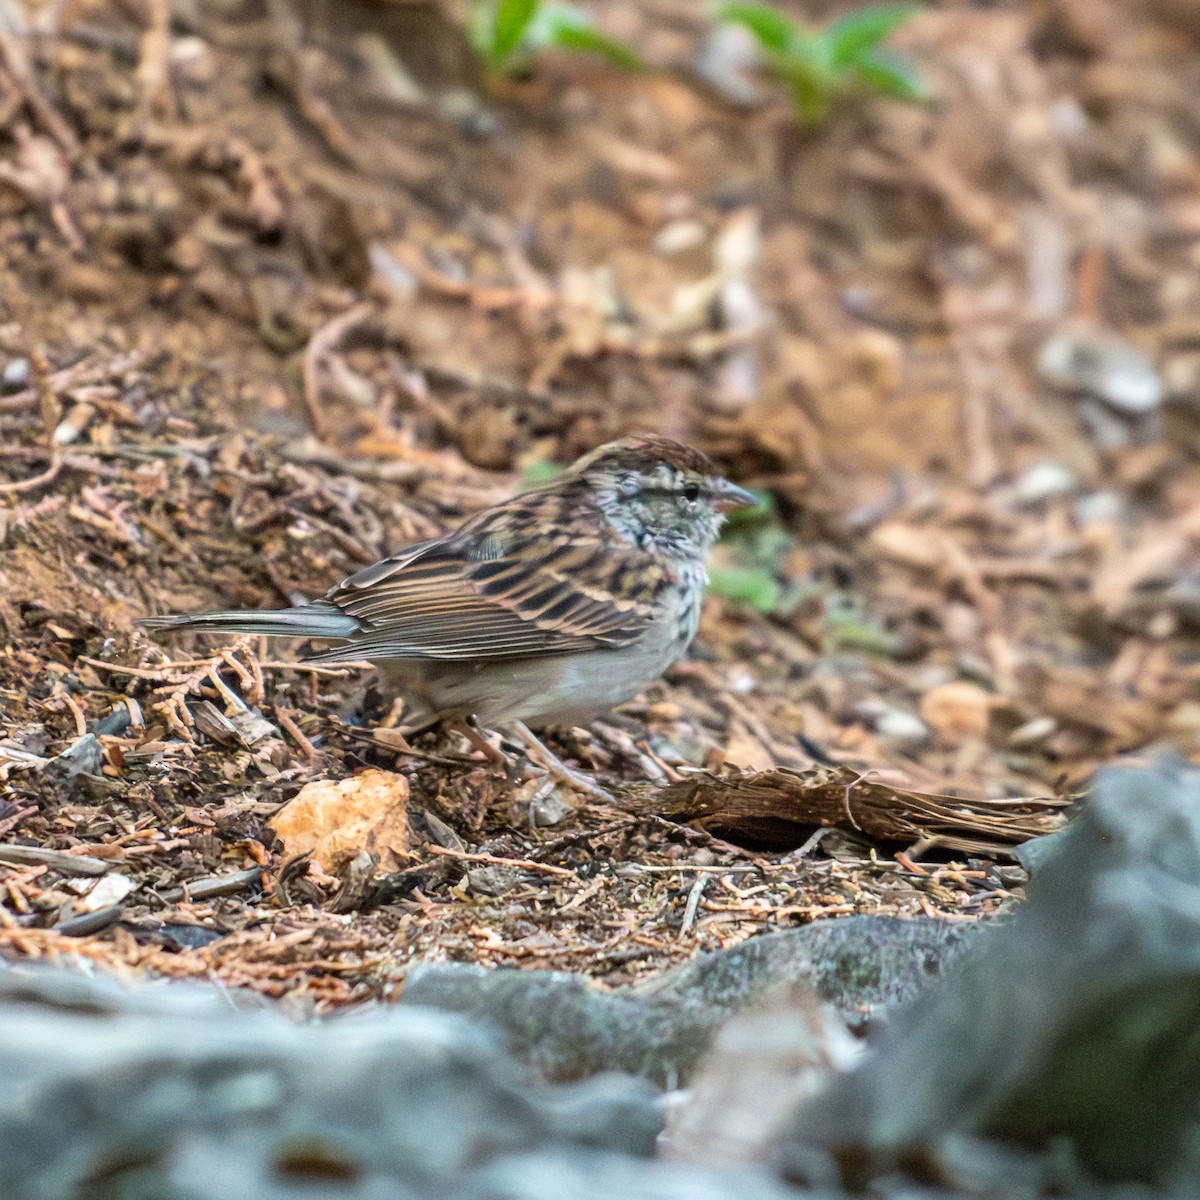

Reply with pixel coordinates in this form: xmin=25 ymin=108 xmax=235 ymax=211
xmin=0 ymin=968 xmax=660 ymax=1200
xmin=402 ymin=917 xmax=978 ymax=1083
xmin=781 ymin=759 xmax=1200 ymax=1183
xmin=462 ymin=1149 xmax=816 ymax=1200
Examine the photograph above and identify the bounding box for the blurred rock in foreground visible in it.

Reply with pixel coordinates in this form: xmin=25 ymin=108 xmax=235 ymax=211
xmin=402 ymin=915 xmax=975 ymax=1082
xmin=781 ymin=759 xmax=1200 ymax=1186
xmin=0 ymin=968 xmax=660 ymax=1200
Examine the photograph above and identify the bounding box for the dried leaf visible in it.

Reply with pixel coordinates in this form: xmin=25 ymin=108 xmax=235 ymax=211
xmin=269 ymin=770 xmax=410 ymax=874
xmin=918 ymin=681 xmax=995 ymax=745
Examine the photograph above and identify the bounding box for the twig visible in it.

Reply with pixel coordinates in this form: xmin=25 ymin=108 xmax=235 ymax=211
xmin=622 ymin=864 xmax=760 ymax=874
xmin=260 ymin=660 xmax=368 ymax=677
xmin=276 ymin=704 xmax=320 ymax=765
xmin=80 ymin=655 xmax=369 ymax=682
xmin=301 ymin=302 xmax=376 ymax=440
xmin=77 ymin=655 xmax=184 ymax=681
xmin=334 ymin=724 xmax=475 ymax=768
xmin=160 ymin=866 xmax=263 ymax=902
xmin=0 ymin=348 xmax=149 ymax=413
xmin=0 ymin=356 xmax=88 ymax=412
xmin=0 ymin=806 xmax=36 ymax=838
xmin=0 ymin=26 xmax=78 ymax=156
xmin=62 ymin=691 xmax=87 ymax=738
xmin=384 ymin=241 xmax=556 ymax=313
xmin=418 ymin=844 xmax=577 ymax=879
xmin=0 ymin=455 xmax=60 ymax=495
xmin=0 ymin=845 xmax=111 ymax=875
xmin=264 ymin=0 xmax=356 ymax=162
xmin=55 ymin=905 xmax=125 ymax=936
xmin=135 ymin=0 xmax=174 ymax=120
xmin=677 ymin=874 xmax=708 ymax=940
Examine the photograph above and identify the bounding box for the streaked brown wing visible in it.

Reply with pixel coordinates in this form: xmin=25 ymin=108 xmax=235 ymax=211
xmin=306 ymin=508 xmax=668 ymax=664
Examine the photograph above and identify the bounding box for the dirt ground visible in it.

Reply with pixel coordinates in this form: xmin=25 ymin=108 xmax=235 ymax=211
xmin=0 ymin=0 xmax=1198 ymax=1007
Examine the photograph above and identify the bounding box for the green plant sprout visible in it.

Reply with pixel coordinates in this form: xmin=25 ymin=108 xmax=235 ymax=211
xmin=470 ymin=0 xmax=641 ymax=79
xmin=717 ymin=2 xmax=925 ymax=124
xmin=709 ymin=493 xmax=905 ymax=654
xmin=519 ymin=458 xmax=565 ymax=488
xmin=708 ymin=489 xmax=792 ymax=615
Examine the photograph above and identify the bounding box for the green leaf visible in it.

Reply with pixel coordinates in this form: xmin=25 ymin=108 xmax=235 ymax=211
xmin=717 ymin=1 xmax=921 ymax=122
xmin=489 ymin=0 xmax=541 ymax=69
xmin=549 ymin=24 xmax=641 ymax=69
xmin=855 ymin=47 xmax=926 ymax=100
xmin=791 ymin=24 xmax=832 ymax=74
xmin=826 ymin=613 xmax=904 ymax=656
xmin=824 ymin=599 xmax=905 ymax=656
xmin=535 ymin=6 xmax=642 ymax=69
xmin=708 ymin=564 xmax=782 ymax=614
xmin=716 ymin=3 xmax=799 ymax=54
xmin=767 ymin=50 xmax=832 ymax=122
xmin=825 ymin=4 xmax=918 ymax=69
xmin=520 ymin=459 xmax=565 ymax=488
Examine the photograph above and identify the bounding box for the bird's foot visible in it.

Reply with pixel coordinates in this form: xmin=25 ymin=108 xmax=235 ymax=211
xmin=506 ymin=720 xmax=614 ymax=804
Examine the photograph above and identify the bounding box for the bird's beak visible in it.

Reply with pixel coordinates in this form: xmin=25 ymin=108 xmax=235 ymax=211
xmin=714 ymin=479 xmax=758 ymax=513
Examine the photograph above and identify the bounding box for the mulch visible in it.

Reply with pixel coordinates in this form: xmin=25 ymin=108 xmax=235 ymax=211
xmin=1 ymin=0 xmax=1198 ymax=1006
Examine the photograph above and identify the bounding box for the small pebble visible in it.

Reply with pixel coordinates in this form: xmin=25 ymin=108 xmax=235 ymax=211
xmin=1074 ymin=489 xmax=1124 ymax=527
xmin=1008 ymin=716 xmax=1057 ymax=748
xmin=872 ymin=706 xmax=930 ymax=744
xmin=919 ymin=681 xmax=994 ymax=745
xmin=1 ymin=358 xmax=29 ymax=392
xmin=727 ymin=669 xmax=756 ymax=695
xmin=1002 ymin=460 xmax=1077 ymax=506
xmin=1049 ymin=96 xmax=1089 ymax=140
xmin=693 ymin=23 xmax=763 ymax=106
xmin=1078 ymin=398 xmax=1140 ymax=452
xmin=654 ymin=220 xmax=706 ymax=256
xmin=1038 ymin=325 xmax=1164 ymax=414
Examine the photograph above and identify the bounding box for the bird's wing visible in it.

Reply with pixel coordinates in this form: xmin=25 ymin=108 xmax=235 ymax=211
xmin=306 ymin=506 xmax=671 ymax=664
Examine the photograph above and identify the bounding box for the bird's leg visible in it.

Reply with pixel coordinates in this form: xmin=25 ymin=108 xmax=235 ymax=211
xmin=506 ymin=720 xmax=613 ymax=803
xmin=380 ymin=697 xmax=408 ymax=729
xmin=444 ymin=717 xmax=613 ymax=804
xmin=444 ymin=717 xmax=507 ymax=766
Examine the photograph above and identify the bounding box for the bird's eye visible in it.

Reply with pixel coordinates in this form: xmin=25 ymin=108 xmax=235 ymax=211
xmin=682 ymin=482 xmax=700 ymax=503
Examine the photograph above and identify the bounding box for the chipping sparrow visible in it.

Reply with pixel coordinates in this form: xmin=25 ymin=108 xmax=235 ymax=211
xmin=140 ymin=435 xmax=755 ymax=730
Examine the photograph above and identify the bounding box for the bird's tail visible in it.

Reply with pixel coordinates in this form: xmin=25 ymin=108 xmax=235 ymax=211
xmin=137 ymin=601 xmax=359 ymax=640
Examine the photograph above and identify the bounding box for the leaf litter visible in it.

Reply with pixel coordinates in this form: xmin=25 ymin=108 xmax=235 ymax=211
xmin=0 ymin=0 xmax=1197 ymax=1006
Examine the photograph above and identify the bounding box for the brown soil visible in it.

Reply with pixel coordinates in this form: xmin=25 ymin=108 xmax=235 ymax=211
xmin=1 ymin=0 xmax=1198 ymax=1006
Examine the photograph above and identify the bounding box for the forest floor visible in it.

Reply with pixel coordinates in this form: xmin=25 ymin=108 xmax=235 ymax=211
xmin=1 ymin=0 xmax=1198 ymax=1008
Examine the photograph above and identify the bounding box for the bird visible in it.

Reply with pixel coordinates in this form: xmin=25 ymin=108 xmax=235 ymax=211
xmin=140 ymin=435 xmax=754 ymax=779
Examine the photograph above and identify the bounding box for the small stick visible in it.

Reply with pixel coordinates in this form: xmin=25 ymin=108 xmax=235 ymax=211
xmin=677 ymin=874 xmax=708 ymax=940
xmin=0 ymin=348 xmax=150 ymax=413
xmin=77 ymin=656 xmax=183 ymax=680
xmin=275 ymin=705 xmax=320 ymax=765
xmin=419 ymin=844 xmax=576 ymax=879
xmin=301 ymin=302 xmax=375 ymax=440
xmin=0 ymin=806 xmax=36 ymax=838
xmin=0 ymin=845 xmax=111 ymax=875
xmin=61 ymin=691 xmax=87 ymax=738
xmin=160 ymin=866 xmax=263 ymax=903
